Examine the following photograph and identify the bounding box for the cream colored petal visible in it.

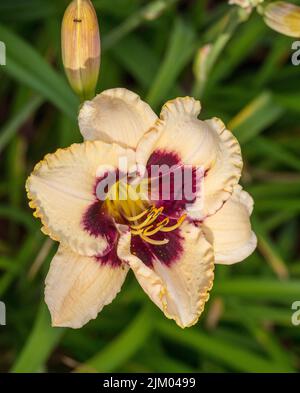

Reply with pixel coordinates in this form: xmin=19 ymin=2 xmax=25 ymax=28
xmin=203 ymin=185 xmax=257 ymax=265
xmin=26 ymin=141 xmax=135 ymax=256
xmin=79 ymin=88 xmax=158 ymax=148
xmin=118 ymin=223 xmax=214 ymax=328
xmin=136 ymin=97 xmax=243 ymax=218
xmin=45 ymin=245 xmax=129 ymax=329
xmin=203 ymin=117 xmax=243 ymax=218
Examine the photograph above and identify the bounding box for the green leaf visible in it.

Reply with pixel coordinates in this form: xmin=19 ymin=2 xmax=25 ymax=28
xmin=253 ymin=215 xmax=289 ymax=279
xmin=146 ymin=19 xmax=196 ymax=108
xmin=214 ymin=278 xmax=300 ymax=302
xmin=0 ymin=24 xmax=78 ymax=119
xmin=102 ymin=0 xmax=179 ymax=51
xmin=251 ymin=136 xmax=300 ymax=171
xmin=0 ymin=96 xmax=43 ymax=153
xmin=0 ymin=0 xmax=57 ymax=22
xmin=157 ymin=320 xmax=292 ymax=372
xmin=229 ymin=91 xmax=284 ymax=144
xmin=76 ymin=306 xmax=154 ymax=372
xmin=12 ymin=302 xmax=65 ymax=373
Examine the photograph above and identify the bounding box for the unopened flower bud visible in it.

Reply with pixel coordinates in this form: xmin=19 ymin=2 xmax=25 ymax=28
xmin=62 ymin=0 xmax=100 ymax=101
xmin=264 ymin=1 xmax=300 ymax=38
xmin=193 ymin=44 xmax=212 ymax=84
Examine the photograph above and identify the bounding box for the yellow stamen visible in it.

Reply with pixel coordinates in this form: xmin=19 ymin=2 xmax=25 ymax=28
xmin=160 ymin=214 xmax=187 ymax=232
xmin=130 ymin=207 xmax=163 ymax=230
xmin=130 ymin=228 xmax=144 ymax=236
xmin=158 ymin=217 xmax=170 ymax=227
xmin=102 ymin=179 xmax=187 ymax=247
xmin=142 ymin=218 xmax=169 ymax=237
xmin=130 ymin=208 xmax=187 ymax=246
xmin=143 ymin=224 xmax=160 ymax=237
xmin=140 ymin=234 xmax=169 ymax=246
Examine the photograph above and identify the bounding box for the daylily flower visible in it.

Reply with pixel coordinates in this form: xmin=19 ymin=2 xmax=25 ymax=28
xmin=26 ymin=88 xmax=257 ymax=329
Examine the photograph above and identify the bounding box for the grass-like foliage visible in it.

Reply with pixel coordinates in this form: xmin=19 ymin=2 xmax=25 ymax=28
xmin=0 ymin=0 xmax=300 ymax=373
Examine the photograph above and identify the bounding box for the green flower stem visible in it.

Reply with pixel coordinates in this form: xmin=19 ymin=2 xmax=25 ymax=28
xmin=102 ymin=0 xmax=179 ymax=51
xmin=192 ymin=8 xmax=248 ymax=98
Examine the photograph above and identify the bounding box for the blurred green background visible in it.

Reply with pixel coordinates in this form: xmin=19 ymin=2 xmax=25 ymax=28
xmin=0 ymin=0 xmax=300 ymax=373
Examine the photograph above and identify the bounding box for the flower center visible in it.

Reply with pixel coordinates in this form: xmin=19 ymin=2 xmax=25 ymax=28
xmin=103 ymin=180 xmax=187 ymax=245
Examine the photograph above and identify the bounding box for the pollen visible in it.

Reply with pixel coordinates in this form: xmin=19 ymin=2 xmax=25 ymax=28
xmin=103 ymin=180 xmax=187 ymax=246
